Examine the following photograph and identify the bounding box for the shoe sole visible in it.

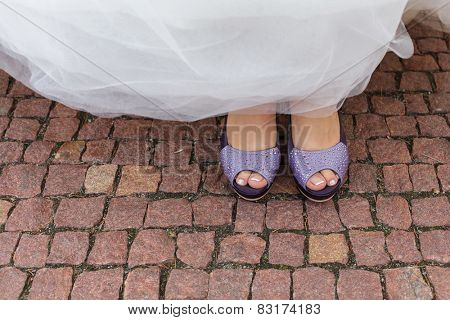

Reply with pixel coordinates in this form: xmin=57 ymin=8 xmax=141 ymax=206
xmin=232 ymin=184 xmax=272 ymax=202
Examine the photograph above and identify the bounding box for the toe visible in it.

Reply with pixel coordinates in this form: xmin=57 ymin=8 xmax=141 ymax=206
xmin=248 ymin=172 xmax=268 ymax=189
xmin=235 ymin=170 xmax=252 ymax=186
xmin=321 ymin=169 xmax=339 ymax=187
xmin=306 ymin=172 xmax=327 ymax=191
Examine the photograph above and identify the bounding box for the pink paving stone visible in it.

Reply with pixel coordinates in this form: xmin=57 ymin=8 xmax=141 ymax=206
xmin=0 ymin=97 xmax=13 ymax=116
xmin=0 ymin=199 xmax=13 ymax=226
xmin=0 ymin=117 xmax=9 ymax=136
xmin=403 ymin=94 xmax=428 ymax=114
xmin=177 ymin=231 xmax=215 ymax=268
xmin=0 ymin=164 xmax=46 ymax=198
xmin=434 ymin=72 xmax=449 ymax=92
xmin=306 ymin=200 xmax=344 ymax=233
xmin=159 ymin=164 xmax=202 ymax=193
xmin=8 ymin=80 xmax=34 ymax=96
xmin=43 ymin=164 xmax=88 ymax=196
xmin=0 ymin=141 xmax=23 ymax=164
xmin=53 ymin=141 xmax=85 ymax=164
xmin=266 ymin=200 xmax=304 ymax=230
xmin=412 ymin=138 xmax=449 ymax=164
xmin=5 ymin=198 xmax=53 ymax=231
xmin=77 ymin=118 xmax=113 ymax=140
xmin=104 ymin=197 xmax=147 ymax=230
xmin=268 ymin=232 xmax=305 ymax=267
xmin=112 ymin=118 xmax=152 ymax=139
xmin=218 ymin=234 xmax=266 ymax=264
xmin=54 ymin=196 xmax=105 ymax=228
xmin=165 ymin=269 xmax=209 ymax=300
xmin=426 ymin=266 xmax=450 ymax=300
xmin=366 ymin=72 xmax=396 ymax=92
xmin=386 ymin=116 xmax=418 ymax=137
xmin=252 ymin=269 xmax=291 ymax=300
xmin=403 ymin=55 xmax=439 ymax=71
xmin=383 ymin=164 xmax=413 ymax=192
xmin=14 ymin=98 xmax=51 ymax=118
xmin=418 ymin=115 xmax=450 ymax=138
xmin=349 ymin=230 xmax=390 ymax=267
xmin=203 ymin=164 xmax=233 ymax=195
xmin=0 ymin=232 xmax=20 ymax=265
xmin=386 ymin=230 xmax=422 ymax=263
xmin=416 ymin=38 xmax=447 ymax=53
xmin=438 ymin=53 xmax=450 ymax=70
xmin=50 ymin=103 xmax=78 ymax=118
xmin=292 ymin=267 xmax=335 ymax=300
xmin=24 ymin=141 xmax=54 ymax=163
xmin=153 ymin=140 xmax=192 ymax=167
xmin=375 ymin=195 xmax=412 ymax=230
xmin=354 ymin=114 xmax=389 ymax=139
xmin=419 ymin=230 xmax=450 ymax=263
xmin=84 ymin=164 xmax=117 ymax=194
xmin=88 ymin=231 xmax=128 ymax=265
xmin=189 ymin=118 xmax=218 ymax=140
xmin=349 ymin=163 xmax=378 ymax=193
xmin=367 ymin=139 xmax=411 ymax=163
xmin=82 ymin=139 xmax=115 ymax=163
xmin=195 ymin=139 xmax=220 ymax=163
xmin=0 ymin=267 xmax=27 ymax=300
xmin=341 ymin=114 xmax=354 ymax=138
xmin=112 ymin=140 xmax=150 ymax=165
xmin=124 ymin=267 xmax=160 ymax=300
xmin=71 ymin=268 xmax=123 ymax=300
xmin=116 ymin=165 xmax=160 ymax=195
xmin=309 ymin=234 xmax=348 ymax=264
xmin=437 ymin=164 xmax=450 ymax=191
xmin=400 ymin=72 xmax=432 ymax=91
xmin=208 ymin=269 xmax=253 ymax=300
xmin=337 ymin=269 xmax=382 ymax=300
xmin=371 ymin=96 xmax=405 ymax=115
xmin=192 ymin=196 xmax=234 ymax=227
xmin=348 ymin=138 xmax=367 ymax=161
xmin=5 ymin=118 xmax=40 ymax=141
xmin=44 ymin=118 xmax=80 ymax=142
xmin=145 ymin=198 xmax=192 ymax=228
xmin=338 ymin=196 xmax=374 ymax=228
xmin=150 ymin=119 xmax=190 ymax=141
xmin=235 ymin=199 xmax=266 ymax=233
xmin=47 ymin=231 xmax=90 ymax=265
xmin=270 ymin=169 xmax=300 ymax=194
xmin=128 ymin=229 xmax=175 ymax=267
xmin=411 ymin=197 xmax=450 ymax=227
xmin=377 ymin=52 xmax=403 ymax=71
xmin=429 ymin=93 xmax=450 ymax=113
xmin=0 ymin=70 xmax=9 ymax=95
xmin=293 ymin=267 xmax=335 ymax=300
xmin=28 ymin=267 xmax=73 ymax=300
xmin=384 ymin=267 xmax=432 ymax=300
xmin=408 ymin=164 xmax=440 ymax=192
xmin=341 ymin=95 xmax=368 ymax=114
xmin=14 ymin=234 xmax=50 ymax=268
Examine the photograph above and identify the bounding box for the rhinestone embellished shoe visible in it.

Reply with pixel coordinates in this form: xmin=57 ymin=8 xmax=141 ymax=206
xmin=220 ymin=128 xmax=281 ymax=201
xmin=288 ymin=121 xmax=349 ymax=202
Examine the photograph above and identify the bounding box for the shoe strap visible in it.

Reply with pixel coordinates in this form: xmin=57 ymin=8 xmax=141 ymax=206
xmin=220 ymin=145 xmax=281 ymax=184
xmin=289 ymin=142 xmax=349 ymax=187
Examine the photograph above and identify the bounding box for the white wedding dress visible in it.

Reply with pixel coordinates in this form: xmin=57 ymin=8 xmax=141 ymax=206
xmin=0 ymin=0 xmax=448 ymax=121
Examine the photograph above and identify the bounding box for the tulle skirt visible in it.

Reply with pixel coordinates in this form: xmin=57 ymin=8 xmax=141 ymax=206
xmin=0 ymin=0 xmax=448 ymax=121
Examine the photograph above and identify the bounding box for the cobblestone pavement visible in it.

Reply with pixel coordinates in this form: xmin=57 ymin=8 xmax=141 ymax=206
xmin=0 ymin=21 xmax=449 ymax=300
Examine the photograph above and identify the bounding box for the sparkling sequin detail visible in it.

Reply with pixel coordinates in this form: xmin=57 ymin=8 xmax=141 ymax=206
xmin=288 ymin=142 xmax=349 ymax=188
xmin=220 ymin=145 xmax=281 ymax=184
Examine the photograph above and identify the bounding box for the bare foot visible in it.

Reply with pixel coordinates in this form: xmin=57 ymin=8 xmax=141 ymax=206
xmin=291 ymin=111 xmax=340 ymax=191
xmin=227 ymin=109 xmax=277 ymax=189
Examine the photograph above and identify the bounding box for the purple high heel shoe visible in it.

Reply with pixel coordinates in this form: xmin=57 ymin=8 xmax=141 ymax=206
xmin=220 ymin=130 xmax=281 ymax=201
xmin=288 ymin=123 xmax=349 ymax=202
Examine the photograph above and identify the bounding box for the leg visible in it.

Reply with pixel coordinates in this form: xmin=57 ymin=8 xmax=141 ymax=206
xmin=291 ymin=109 xmax=340 ymax=191
xmin=226 ymin=103 xmax=277 ymax=189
